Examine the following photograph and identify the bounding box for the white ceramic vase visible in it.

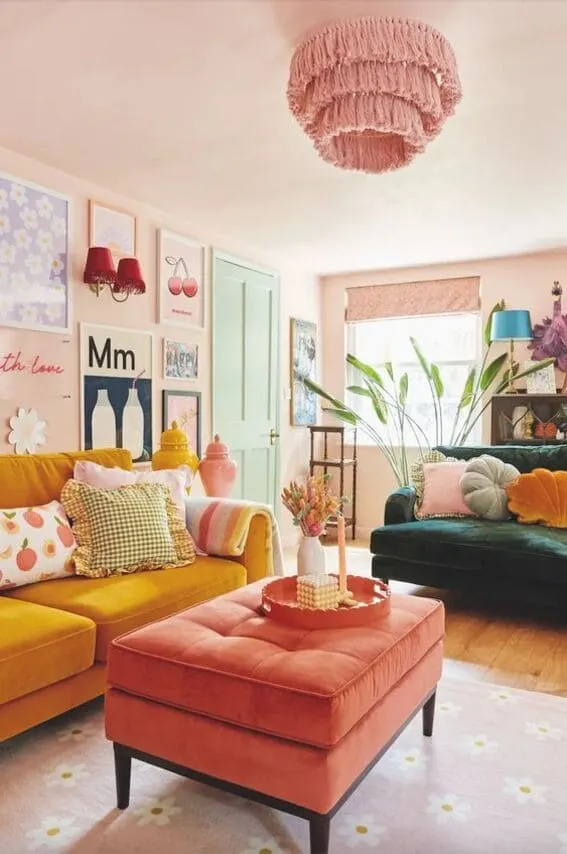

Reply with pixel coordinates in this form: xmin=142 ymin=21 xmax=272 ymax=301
xmin=297 ymin=535 xmax=326 ymax=576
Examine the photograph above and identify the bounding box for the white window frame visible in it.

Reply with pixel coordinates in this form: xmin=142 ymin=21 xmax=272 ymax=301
xmin=345 ymin=312 xmax=482 ymax=447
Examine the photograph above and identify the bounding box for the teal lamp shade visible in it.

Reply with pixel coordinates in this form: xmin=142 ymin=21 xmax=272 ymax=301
xmin=490 ymin=309 xmax=532 ymax=342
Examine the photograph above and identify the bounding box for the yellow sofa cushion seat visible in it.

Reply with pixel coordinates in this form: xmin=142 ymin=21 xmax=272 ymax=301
xmin=6 ymin=556 xmax=247 ymax=662
xmin=0 ymin=597 xmax=96 ymax=704
xmin=0 ymin=448 xmax=132 ymax=510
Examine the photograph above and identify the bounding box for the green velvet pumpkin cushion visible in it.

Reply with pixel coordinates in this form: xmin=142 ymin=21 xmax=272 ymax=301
xmin=460 ymin=454 xmax=520 ymax=521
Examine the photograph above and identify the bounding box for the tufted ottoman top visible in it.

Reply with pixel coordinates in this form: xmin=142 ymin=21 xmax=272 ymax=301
xmin=108 ymin=580 xmax=444 ymax=748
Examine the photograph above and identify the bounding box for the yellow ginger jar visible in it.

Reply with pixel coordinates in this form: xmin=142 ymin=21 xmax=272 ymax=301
xmin=151 ymin=421 xmax=200 ymax=493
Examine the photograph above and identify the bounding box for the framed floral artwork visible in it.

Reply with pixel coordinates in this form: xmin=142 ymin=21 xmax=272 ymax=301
xmin=89 ymin=200 xmax=137 ymax=262
xmin=163 ymin=339 xmax=198 ymax=380
xmin=0 ymin=173 xmax=70 ymax=333
xmin=163 ymin=389 xmax=201 ymax=456
xmin=158 ymin=229 xmax=205 ymax=330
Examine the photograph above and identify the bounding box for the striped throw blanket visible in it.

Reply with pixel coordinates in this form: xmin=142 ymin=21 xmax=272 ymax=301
xmin=184 ymin=497 xmax=284 ymax=576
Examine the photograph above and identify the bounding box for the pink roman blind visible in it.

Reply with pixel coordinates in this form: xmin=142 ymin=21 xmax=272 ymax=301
xmin=345 ymin=276 xmax=480 ymax=322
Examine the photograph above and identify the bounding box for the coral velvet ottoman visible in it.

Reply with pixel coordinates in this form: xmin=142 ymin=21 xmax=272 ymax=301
xmin=105 ymin=580 xmax=445 ymax=854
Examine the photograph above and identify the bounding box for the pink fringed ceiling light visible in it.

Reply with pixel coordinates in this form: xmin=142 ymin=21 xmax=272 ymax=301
xmin=287 ymin=16 xmax=462 ymax=173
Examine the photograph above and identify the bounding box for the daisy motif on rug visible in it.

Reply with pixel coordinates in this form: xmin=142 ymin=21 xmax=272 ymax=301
xmin=26 ymin=817 xmax=79 ymax=850
xmin=45 ymin=764 xmax=89 ymax=789
xmin=425 ymin=793 xmax=472 ymax=824
xmin=335 ymin=814 xmax=386 ymax=848
xmin=132 ymin=795 xmax=181 ymax=827
xmin=503 ymin=777 xmax=548 ymax=805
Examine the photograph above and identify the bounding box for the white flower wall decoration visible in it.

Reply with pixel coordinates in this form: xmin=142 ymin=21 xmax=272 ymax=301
xmin=8 ymin=407 xmax=47 ymax=454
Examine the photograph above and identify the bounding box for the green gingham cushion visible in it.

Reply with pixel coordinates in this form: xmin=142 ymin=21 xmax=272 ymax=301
xmin=61 ymin=480 xmax=195 ymax=577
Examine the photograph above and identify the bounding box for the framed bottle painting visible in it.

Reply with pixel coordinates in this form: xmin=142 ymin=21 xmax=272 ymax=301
xmin=158 ymin=229 xmax=205 ymax=330
xmin=163 ymin=389 xmax=201 ymax=456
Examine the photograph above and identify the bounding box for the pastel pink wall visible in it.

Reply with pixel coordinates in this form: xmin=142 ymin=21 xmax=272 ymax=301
xmin=322 ymin=250 xmax=567 ymax=538
xmin=0 ymin=145 xmax=319 ymax=546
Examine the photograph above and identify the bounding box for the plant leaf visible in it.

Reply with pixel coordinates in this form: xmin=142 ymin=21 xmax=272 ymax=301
xmin=457 ymin=367 xmax=476 ymax=410
xmin=484 ymin=299 xmax=506 ymax=346
xmin=430 ymin=363 xmax=444 ymax=398
xmin=304 ymin=378 xmax=349 ymax=411
xmin=409 ymin=337 xmax=431 ymax=379
xmin=399 ymin=372 xmax=409 ymax=406
xmin=346 ymin=353 xmax=384 ymax=388
xmin=479 ymin=352 xmax=508 ymax=390
xmin=346 ymin=385 xmax=372 ymax=398
xmin=494 ymin=357 xmax=555 ymax=394
xmin=362 ymin=378 xmax=388 ymax=424
xmin=384 ymin=361 xmax=394 ymax=381
xmin=321 ymin=407 xmax=358 ymax=426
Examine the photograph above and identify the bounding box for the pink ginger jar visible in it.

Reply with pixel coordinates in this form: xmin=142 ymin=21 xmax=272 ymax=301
xmin=199 ymin=434 xmax=238 ymax=498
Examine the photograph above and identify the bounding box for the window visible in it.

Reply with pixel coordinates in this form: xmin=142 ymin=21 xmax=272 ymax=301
xmin=346 ymin=312 xmax=481 ymax=446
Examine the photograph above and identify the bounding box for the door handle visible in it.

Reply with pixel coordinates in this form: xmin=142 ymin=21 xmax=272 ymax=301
xmin=269 ymin=429 xmax=280 ymax=445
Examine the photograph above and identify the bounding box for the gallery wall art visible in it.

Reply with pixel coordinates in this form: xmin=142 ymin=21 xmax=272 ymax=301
xmin=158 ymin=229 xmax=205 ymax=330
xmin=163 ymin=339 xmax=198 ymax=380
xmin=290 ymin=317 xmax=317 ymax=426
xmin=89 ymin=201 xmax=137 ymax=261
xmin=163 ymin=390 xmax=201 ymax=456
xmin=80 ymin=323 xmax=153 ymax=463
xmin=0 ymin=174 xmax=70 ymax=333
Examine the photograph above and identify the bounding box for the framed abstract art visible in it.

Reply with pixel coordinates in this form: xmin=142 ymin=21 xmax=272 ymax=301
xmin=163 ymin=389 xmax=201 ymax=456
xmin=163 ymin=339 xmax=198 ymax=380
xmin=89 ymin=201 xmax=137 ymax=262
xmin=158 ymin=229 xmax=205 ymax=330
xmin=0 ymin=173 xmax=70 ymax=333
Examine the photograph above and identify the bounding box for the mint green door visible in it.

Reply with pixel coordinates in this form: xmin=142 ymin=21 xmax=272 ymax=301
xmin=212 ymin=254 xmax=280 ymax=508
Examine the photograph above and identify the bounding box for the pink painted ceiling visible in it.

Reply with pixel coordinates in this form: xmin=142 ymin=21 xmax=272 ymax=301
xmin=1 ymin=0 xmax=566 ymax=273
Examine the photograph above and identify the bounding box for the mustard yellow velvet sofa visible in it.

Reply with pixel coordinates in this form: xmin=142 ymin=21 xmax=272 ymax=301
xmin=0 ymin=448 xmax=272 ymax=742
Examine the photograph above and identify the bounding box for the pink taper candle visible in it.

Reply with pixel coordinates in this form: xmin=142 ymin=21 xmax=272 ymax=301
xmin=337 ymin=515 xmax=347 ymax=593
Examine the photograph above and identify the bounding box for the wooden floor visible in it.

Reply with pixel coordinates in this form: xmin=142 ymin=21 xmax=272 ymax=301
xmin=285 ymin=541 xmax=567 ymax=697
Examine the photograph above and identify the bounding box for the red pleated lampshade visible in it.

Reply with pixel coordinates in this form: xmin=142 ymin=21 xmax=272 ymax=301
xmin=115 ymin=257 xmax=146 ymax=295
xmin=83 ymin=247 xmax=116 ymax=285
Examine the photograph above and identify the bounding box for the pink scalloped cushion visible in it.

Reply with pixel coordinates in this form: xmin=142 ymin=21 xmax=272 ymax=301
xmin=417 ymin=461 xmax=475 ymax=519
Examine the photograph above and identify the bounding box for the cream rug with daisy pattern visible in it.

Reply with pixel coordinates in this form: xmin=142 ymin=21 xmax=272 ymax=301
xmin=2 ymin=678 xmax=566 ymax=853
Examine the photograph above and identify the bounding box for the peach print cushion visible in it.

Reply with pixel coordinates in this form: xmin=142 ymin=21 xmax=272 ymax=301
xmin=0 ymin=501 xmax=76 ymax=589
xmin=416 ymin=461 xmax=475 ymax=519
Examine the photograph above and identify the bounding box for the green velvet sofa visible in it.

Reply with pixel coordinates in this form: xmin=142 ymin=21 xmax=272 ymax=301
xmin=371 ymin=444 xmax=567 ymax=604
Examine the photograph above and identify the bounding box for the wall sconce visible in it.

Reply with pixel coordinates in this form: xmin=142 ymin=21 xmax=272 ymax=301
xmin=83 ymin=247 xmax=146 ymax=303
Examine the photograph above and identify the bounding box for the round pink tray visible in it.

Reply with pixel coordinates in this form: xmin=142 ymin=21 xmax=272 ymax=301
xmin=261 ymin=574 xmax=391 ymax=629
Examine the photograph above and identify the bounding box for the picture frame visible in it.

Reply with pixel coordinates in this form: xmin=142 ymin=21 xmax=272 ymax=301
xmin=163 ymin=389 xmax=201 ymax=456
xmin=290 ymin=317 xmax=317 ymax=426
xmin=0 ymin=172 xmax=71 ymax=334
xmin=89 ymin=200 xmax=137 ymax=261
xmin=80 ymin=323 xmax=153 ymax=463
xmin=158 ymin=228 xmax=205 ymax=330
xmin=524 ymin=360 xmax=556 ymax=394
xmin=163 ymin=338 xmax=198 ymax=380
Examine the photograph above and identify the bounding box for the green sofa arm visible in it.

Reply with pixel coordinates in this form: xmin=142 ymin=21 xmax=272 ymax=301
xmin=384 ymin=486 xmax=416 ymax=525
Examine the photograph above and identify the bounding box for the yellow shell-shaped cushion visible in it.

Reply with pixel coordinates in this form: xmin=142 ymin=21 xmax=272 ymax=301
xmin=506 ymin=468 xmax=567 ymax=528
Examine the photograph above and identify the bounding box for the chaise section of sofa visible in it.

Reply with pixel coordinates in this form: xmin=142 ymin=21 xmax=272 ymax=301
xmin=0 ymin=449 xmax=273 ymax=741
xmin=371 ymin=444 xmax=567 ymax=604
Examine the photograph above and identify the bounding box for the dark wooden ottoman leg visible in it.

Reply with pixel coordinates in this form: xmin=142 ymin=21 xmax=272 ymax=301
xmin=113 ymin=743 xmax=132 ymax=809
xmin=309 ymin=815 xmax=330 ymax=854
xmin=422 ymin=690 xmax=436 ymax=737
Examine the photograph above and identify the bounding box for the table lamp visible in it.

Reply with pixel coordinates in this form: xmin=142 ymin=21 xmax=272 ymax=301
xmin=490 ymin=309 xmax=532 ymax=393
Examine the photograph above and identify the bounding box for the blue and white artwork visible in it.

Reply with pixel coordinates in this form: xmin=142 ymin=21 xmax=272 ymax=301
xmin=81 ymin=324 xmax=153 ymax=463
xmin=291 ymin=317 xmax=317 ymax=426
xmin=0 ymin=174 xmax=70 ymax=333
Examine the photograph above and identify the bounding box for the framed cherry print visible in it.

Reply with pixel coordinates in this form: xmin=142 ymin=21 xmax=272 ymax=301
xmin=157 ymin=229 xmax=205 ymax=330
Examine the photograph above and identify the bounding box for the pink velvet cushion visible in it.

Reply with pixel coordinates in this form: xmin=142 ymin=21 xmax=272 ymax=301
xmin=73 ymin=461 xmax=189 ymax=521
xmin=416 ymin=461 xmax=475 ymax=519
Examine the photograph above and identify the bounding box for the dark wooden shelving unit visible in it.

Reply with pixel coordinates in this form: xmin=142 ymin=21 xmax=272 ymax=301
xmin=491 ymin=393 xmax=567 ymax=444
xmin=309 ymin=425 xmax=357 ymax=539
